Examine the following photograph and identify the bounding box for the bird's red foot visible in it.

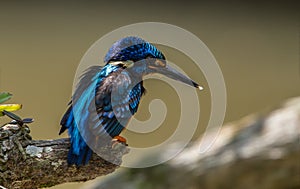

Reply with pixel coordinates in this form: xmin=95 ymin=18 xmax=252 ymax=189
xmin=112 ymin=136 xmax=128 ymax=149
xmin=112 ymin=136 xmax=127 ymax=143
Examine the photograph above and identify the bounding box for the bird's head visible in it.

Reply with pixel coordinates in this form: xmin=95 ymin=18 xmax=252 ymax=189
xmin=105 ymin=36 xmax=203 ymax=90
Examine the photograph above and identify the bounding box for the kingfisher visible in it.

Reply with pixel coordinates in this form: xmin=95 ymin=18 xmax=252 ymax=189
xmin=60 ymin=36 xmax=203 ymax=166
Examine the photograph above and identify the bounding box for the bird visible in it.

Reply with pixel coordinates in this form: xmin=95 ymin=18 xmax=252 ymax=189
xmin=59 ymin=36 xmax=203 ymax=166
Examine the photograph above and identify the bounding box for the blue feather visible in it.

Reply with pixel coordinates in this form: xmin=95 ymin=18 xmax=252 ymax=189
xmin=60 ymin=36 xmax=165 ymax=165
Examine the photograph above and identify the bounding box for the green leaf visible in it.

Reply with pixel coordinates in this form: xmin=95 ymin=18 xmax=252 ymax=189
xmin=0 ymin=92 xmax=12 ymax=104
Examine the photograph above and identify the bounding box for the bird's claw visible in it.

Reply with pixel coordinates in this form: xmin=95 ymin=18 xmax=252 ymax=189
xmin=111 ymin=136 xmax=127 ymax=149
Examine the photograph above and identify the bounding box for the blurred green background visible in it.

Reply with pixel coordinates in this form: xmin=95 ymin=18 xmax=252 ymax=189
xmin=0 ymin=1 xmax=299 ymax=188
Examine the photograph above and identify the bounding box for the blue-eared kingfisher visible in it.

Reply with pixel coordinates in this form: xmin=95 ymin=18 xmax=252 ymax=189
xmin=60 ymin=36 xmax=203 ymax=165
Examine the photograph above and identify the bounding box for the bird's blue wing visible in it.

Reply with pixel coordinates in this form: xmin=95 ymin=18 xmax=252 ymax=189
xmin=93 ymin=70 xmax=144 ymax=138
xmin=60 ymin=66 xmax=104 ymax=165
xmin=60 ymin=64 xmax=144 ymax=165
xmin=129 ymin=82 xmax=145 ymax=114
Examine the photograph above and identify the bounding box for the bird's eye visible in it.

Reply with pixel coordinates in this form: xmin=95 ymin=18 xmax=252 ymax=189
xmin=154 ymin=60 xmax=166 ymax=67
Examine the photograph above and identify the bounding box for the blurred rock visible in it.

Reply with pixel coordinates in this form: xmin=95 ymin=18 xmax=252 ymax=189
xmin=91 ymin=97 xmax=300 ymax=189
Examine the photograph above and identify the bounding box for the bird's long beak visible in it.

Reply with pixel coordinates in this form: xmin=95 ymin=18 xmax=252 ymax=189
xmin=154 ymin=65 xmax=204 ymax=91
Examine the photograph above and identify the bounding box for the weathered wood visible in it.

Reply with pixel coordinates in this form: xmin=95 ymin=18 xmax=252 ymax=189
xmin=0 ymin=123 xmax=128 ymax=189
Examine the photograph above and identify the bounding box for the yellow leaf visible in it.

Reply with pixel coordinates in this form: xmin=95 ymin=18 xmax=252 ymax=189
xmin=0 ymin=104 xmax=22 ymax=112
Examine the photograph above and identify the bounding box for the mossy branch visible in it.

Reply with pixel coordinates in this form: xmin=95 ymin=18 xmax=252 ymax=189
xmin=0 ymin=123 xmax=129 ymax=189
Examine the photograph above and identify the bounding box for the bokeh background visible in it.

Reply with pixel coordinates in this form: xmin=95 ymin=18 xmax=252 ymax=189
xmin=0 ymin=1 xmax=299 ymax=188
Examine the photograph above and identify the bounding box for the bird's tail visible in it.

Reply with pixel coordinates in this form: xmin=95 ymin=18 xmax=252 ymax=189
xmin=67 ymin=143 xmax=93 ymax=166
xmin=60 ymin=106 xmax=93 ymax=166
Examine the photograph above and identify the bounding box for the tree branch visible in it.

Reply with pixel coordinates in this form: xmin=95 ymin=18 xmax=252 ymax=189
xmin=0 ymin=123 xmax=129 ymax=189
